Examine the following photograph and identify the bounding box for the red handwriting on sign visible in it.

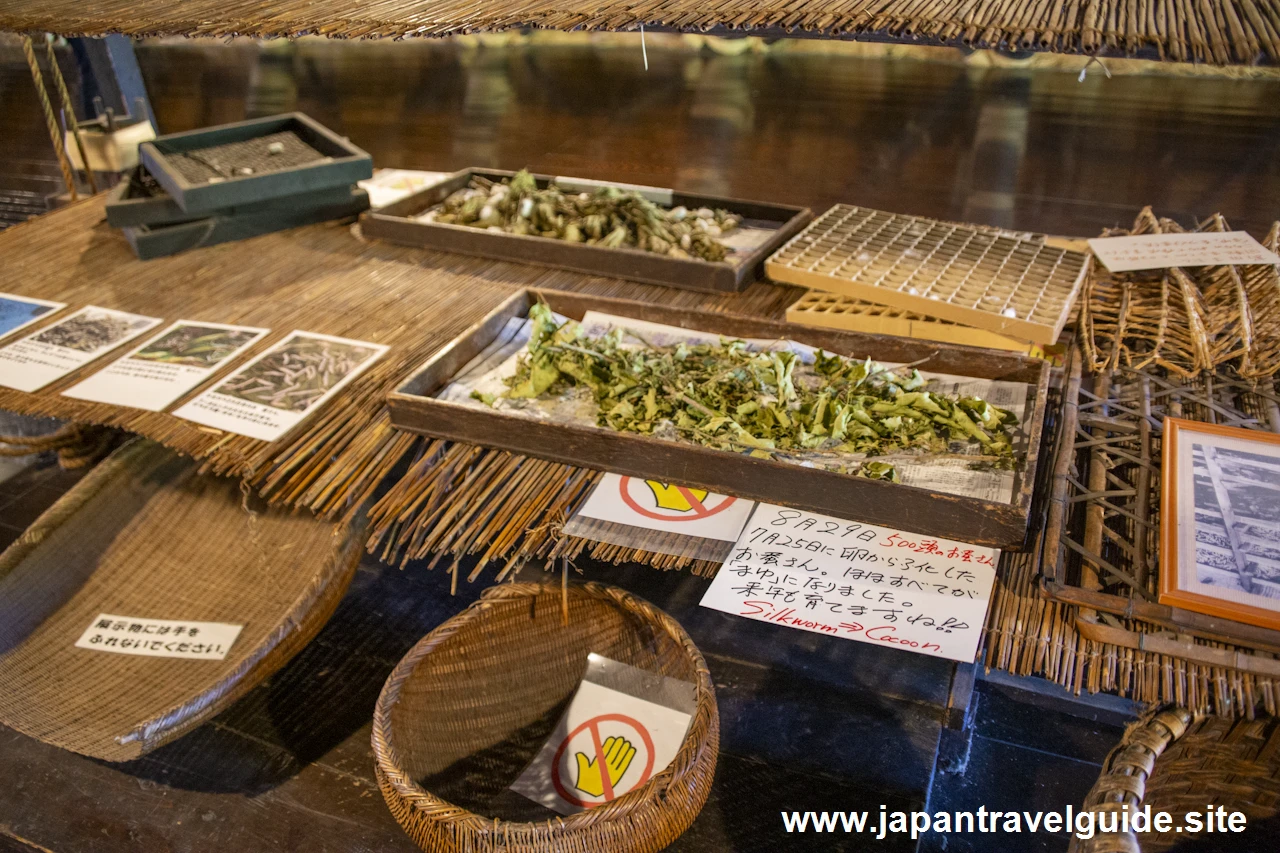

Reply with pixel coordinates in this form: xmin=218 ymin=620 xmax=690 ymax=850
xmin=739 ymin=601 xmax=944 ymax=652
xmin=550 ymin=714 xmax=656 ymax=809
xmin=878 ymin=533 xmax=993 ymax=566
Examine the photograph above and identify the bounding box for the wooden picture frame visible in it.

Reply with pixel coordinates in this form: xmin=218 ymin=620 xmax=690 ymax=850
xmin=1161 ymin=417 xmax=1280 ymax=631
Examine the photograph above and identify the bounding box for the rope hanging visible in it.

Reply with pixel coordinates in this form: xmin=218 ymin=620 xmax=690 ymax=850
xmin=43 ymin=36 xmax=98 ymax=195
xmin=20 ymin=34 xmax=78 ymax=202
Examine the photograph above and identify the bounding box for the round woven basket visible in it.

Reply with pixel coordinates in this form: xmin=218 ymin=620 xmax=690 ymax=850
xmin=1072 ymin=706 xmax=1280 ymax=852
xmin=372 ymin=581 xmax=719 ymax=853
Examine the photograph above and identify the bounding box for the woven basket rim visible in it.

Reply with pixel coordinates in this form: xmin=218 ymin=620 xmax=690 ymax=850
xmin=371 ymin=580 xmax=716 ymax=835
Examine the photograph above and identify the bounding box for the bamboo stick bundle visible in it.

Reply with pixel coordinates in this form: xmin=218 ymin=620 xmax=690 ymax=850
xmin=1074 ymin=206 xmax=1280 ymax=378
xmin=1238 ymin=222 xmax=1280 ymax=380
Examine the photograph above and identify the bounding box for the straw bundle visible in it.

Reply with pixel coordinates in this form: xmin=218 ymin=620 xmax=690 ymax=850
xmin=1239 ymin=222 xmax=1280 ymax=380
xmin=365 ymin=444 xmax=720 ymax=588
xmin=986 ymin=542 xmax=1280 ymax=719
xmin=1079 ymin=207 xmax=1280 ymax=378
xmin=0 ymin=0 xmax=1277 ymax=65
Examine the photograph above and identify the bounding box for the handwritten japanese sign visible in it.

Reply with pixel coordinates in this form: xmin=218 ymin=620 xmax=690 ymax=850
xmin=1088 ymin=231 xmax=1280 ymax=273
xmin=699 ymin=504 xmax=998 ymax=662
xmin=74 ymin=613 xmax=243 ymax=661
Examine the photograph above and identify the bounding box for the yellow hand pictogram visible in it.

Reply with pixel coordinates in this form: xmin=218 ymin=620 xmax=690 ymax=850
xmin=644 ymin=481 xmax=708 ymax=512
xmin=573 ymin=736 xmax=637 ymax=797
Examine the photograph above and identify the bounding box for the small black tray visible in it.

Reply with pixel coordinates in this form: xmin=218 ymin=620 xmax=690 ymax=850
xmin=122 ymin=187 xmax=369 ymax=260
xmin=105 ymin=166 xmax=365 ymax=229
xmin=361 ymin=168 xmax=812 ymax=293
xmin=139 ymin=113 xmax=372 ymax=215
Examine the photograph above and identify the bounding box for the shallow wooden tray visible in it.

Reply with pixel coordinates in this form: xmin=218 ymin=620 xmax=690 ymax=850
xmin=139 ymin=112 xmax=372 ymax=215
xmin=361 ymin=168 xmax=811 ymax=293
xmin=388 ymin=289 xmax=1051 ymax=549
xmin=0 ymin=440 xmax=367 ymax=761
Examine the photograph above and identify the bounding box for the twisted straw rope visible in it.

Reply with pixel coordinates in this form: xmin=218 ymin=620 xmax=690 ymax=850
xmin=20 ymin=35 xmax=77 ymax=202
xmin=42 ymin=37 xmax=97 ymax=195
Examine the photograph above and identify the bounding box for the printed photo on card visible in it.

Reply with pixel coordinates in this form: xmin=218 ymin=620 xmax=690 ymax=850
xmin=0 ymin=293 xmax=66 ymax=341
xmin=63 ymin=320 xmax=269 ymax=412
xmin=0 ymin=305 xmax=163 ymax=393
xmin=510 ymin=678 xmax=692 ymax=815
xmin=575 ymin=473 xmax=755 ymax=542
xmin=699 ymin=503 xmax=999 ymax=662
xmin=174 ymin=330 xmax=388 ymax=441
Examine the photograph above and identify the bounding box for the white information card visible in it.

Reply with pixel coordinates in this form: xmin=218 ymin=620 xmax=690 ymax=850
xmin=63 ymin=320 xmax=269 ymax=411
xmin=174 ymin=330 xmax=388 ymax=442
xmin=699 ymin=503 xmax=999 ymax=662
xmin=0 ymin=293 xmax=66 ymax=342
xmin=75 ymin=613 xmax=243 ymax=661
xmin=1089 ymin=231 xmax=1280 ymax=273
xmin=0 ymin=306 xmax=163 ymax=393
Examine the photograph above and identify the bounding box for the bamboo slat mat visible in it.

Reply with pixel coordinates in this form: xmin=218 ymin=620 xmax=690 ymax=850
xmin=0 ymin=0 xmax=1277 ymax=65
xmin=0 ymin=197 xmax=800 ymax=531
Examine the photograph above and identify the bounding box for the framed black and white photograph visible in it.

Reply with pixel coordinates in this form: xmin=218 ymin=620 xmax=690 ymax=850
xmin=1161 ymin=417 xmax=1280 ymax=631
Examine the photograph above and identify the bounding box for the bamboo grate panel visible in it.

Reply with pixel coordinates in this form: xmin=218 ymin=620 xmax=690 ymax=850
xmin=1080 ymin=208 xmax=1280 ymax=379
xmin=785 ymin=291 xmax=1039 ymax=353
xmin=767 ymin=205 xmax=1090 ymax=345
xmin=0 ymin=0 xmax=1277 ymax=65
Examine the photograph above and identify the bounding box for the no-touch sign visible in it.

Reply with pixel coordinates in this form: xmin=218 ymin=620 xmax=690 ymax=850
xmin=573 ymin=473 xmax=756 ymax=542
xmin=618 ymin=476 xmax=739 ymax=522
xmin=510 ymin=679 xmax=694 ymax=816
xmin=551 ymin=713 xmax=656 ymax=807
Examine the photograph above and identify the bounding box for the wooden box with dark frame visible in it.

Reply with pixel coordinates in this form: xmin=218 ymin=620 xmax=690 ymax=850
xmin=387 ymin=289 xmax=1051 ymax=550
xmin=105 ymin=166 xmax=365 ymax=229
xmin=121 ymin=187 xmax=370 ymax=260
xmin=360 ymin=169 xmax=813 ymax=293
xmin=139 ymin=113 xmax=373 ymax=215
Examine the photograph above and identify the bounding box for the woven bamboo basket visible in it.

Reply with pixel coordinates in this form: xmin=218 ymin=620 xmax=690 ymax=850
xmin=0 ymin=439 xmax=367 ymax=761
xmin=1072 ymin=707 xmax=1280 ymax=852
xmin=372 ymin=581 xmax=719 ymax=853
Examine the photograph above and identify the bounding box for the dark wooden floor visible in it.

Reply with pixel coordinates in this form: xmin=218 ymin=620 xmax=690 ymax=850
xmin=1 ymin=36 xmax=1278 ymax=852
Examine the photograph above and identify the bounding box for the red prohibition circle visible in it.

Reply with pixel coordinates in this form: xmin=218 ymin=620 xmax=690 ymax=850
xmin=550 ymin=713 xmax=656 ymax=808
xmin=618 ymin=476 xmax=737 ymax=522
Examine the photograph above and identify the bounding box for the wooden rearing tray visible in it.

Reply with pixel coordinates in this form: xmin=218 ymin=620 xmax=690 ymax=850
xmin=361 ymin=168 xmax=812 ymax=293
xmin=387 ymin=288 xmax=1051 ymax=550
